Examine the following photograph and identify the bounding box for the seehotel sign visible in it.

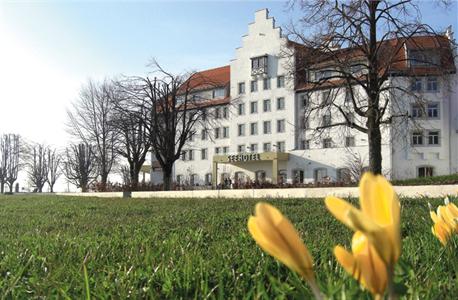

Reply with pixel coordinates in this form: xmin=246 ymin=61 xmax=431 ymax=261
xmin=227 ymin=153 xmax=261 ymax=163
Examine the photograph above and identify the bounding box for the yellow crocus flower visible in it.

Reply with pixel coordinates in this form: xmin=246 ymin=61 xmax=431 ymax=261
xmin=248 ymin=202 xmax=322 ymax=299
xmin=430 ymin=201 xmax=456 ymax=245
xmin=325 ymin=172 xmax=401 ymax=268
xmin=334 ymin=231 xmax=387 ymax=297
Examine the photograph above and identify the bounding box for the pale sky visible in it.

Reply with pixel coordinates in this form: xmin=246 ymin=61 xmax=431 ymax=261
xmin=0 ymin=0 xmax=456 ymax=191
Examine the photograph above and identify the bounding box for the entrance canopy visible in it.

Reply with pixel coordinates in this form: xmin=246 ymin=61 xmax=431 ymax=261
xmin=212 ymin=151 xmax=289 ymax=187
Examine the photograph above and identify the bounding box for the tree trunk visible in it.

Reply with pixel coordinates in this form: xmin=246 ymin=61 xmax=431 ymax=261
xmin=0 ymin=182 xmax=4 ymax=193
xmin=367 ymin=119 xmax=383 ymax=175
xmin=162 ymin=165 xmax=173 ymax=191
xmin=130 ymin=165 xmax=140 ymax=191
xmin=100 ymin=173 xmax=108 ymax=192
xmin=50 ymin=185 xmax=54 ymax=193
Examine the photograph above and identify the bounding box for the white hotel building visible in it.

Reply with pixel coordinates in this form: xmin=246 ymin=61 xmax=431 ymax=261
xmin=151 ymin=9 xmax=458 ymax=187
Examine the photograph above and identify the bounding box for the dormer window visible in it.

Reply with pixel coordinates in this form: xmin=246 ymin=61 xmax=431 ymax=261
xmin=212 ymin=88 xmax=225 ymax=99
xmin=251 ymin=55 xmax=268 ymax=75
xmin=409 ymin=50 xmax=440 ymax=67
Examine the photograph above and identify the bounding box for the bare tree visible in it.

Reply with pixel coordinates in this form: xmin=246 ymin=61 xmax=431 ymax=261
xmin=118 ymin=61 xmax=223 ymax=190
xmin=344 ymin=151 xmax=368 ymax=182
xmin=287 ymin=0 xmax=455 ymax=174
xmin=26 ymin=143 xmax=48 ymax=193
xmin=67 ymin=79 xmax=118 ymax=191
xmin=46 ymin=147 xmax=62 ymax=193
xmin=1 ymin=134 xmax=21 ymax=193
xmin=110 ymin=84 xmax=152 ymax=190
xmin=63 ymin=143 xmax=97 ymax=192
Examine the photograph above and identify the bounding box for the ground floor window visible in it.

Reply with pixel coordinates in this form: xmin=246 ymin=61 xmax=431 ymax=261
xmin=278 ymin=169 xmax=287 ymax=184
xmin=314 ymin=168 xmax=328 ymax=183
xmin=205 ymin=173 xmax=212 ymax=185
xmin=255 ymin=170 xmax=266 ymax=182
xmin=190 ymin=174 xmax=199 ymax=186
xmin=418 ymin=166 xmax=434 ymax=178
xmin=234 ymin=171 xmax=246 ymax=183
xmin=176 ymin=175 xmax=184 ymax=185
xmin=337 ymin=168 xmax=352 ymax=183
xmin=292 ymin=169 xmax=304 ymax=184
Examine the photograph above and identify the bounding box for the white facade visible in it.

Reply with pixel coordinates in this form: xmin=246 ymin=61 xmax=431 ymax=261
xmin=153 ymin=9 xmax=457 ymax=187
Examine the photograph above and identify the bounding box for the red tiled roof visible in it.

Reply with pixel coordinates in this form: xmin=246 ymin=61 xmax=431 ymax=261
xmin=294 ymin=35 xmax=456 ymax=91
xmin=186 ymin=65 xmax=230 ymax=91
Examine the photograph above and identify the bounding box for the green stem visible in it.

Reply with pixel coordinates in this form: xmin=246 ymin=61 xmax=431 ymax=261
xmin=308 ymin=279 xmax=324 ymax=300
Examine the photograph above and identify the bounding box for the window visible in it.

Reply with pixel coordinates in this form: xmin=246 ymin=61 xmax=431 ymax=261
xmin=214 ymin=147 xmax=221 ymax=154
xmin=277 ymin=75 xmax=285 ymax=88
xmin=314 ymin=168 xmax=328 ymax=182
xmin=181 ymin=151 xmax=186 ymax=161
xmin=292 ymin=169 xmax=304 ymax=184
xmin=223 ymin=146 xmax=229 ymax=154
xmin=263 ymin=78 xmax=271 ymax=90
xmin=250 ymin=122 xmax=258 ymax=135
xmin=188 ymin=150 xmax=194 ymax=161
xmin=428 ymin=131 xmax=440 ymax=145
xmin=345 ymin=136 xmax=355 ymax=147
xmin=215 ymin=107 xmax=221 ymax=119
xmin=238 ymin=103 xmax=245 ymax=115
xmin=263 ymin=142 xmax=271 ymax=152
xmin=263 ymin=121 xmax=271 ymax=134
xmin=278 ymin=169 xmax=287 ymax=184
xmin=277 ymin=119 xmax=285 ymax=133
xmin=250 ymin=80 xmax=258 ymax=92
xmin=344 ymin=88 xmax=352 ymax=104
xmin=321 ymin=91 xmax=331 ymax=105
xmin=412 ymin=131 xmax=423 ymax=146
xmin=411 ymin=78 xmax=422 ymax=91
xmin=212 ymin=88 xmax=225 ymax=98
xmin=418 ymin=166 xmax=434 ymax=177
xmin=300 ymin=139 xmax=310 ymax=150
xmin=300 ymin=94 xmax=308 ymax=108
xmin=250 ymin=101 xmax=258 ymax=114
xmin=251 ymin=55 xmax=268 ymax=75
xmin=276 ymin=97 xmax=285 ymax=110
xmin=323 ymin=138 xmax=332 ymax=148
xmin=188 ymin=132 xmax=194 ymax=142
xmin=223 ymin=127 xmax=229 ymax=138
xmin=410 ymin=50 xmax=440 ymax=67
xmin=190 ymin=174 xmax=198 ymax=186
xmin=426 ymin=77 xmax=438 ymax=92
xmin=201 ymin=108 xmax=207 ymax=121
xmin=205 ymin=173 xmax=212 ymax=185
xmin=427 ymin=103 xmax=439 ymax=118
xmin=201 ymin=129 xmax=207 ymax=140
xmin=176 ymin=175 xmax=183 ymax=185
xmin=222 ymin=106 xmax=229 ymax=119
xmin=238 ymin=124 xmax=245 ymax=136
xmin=237 ymin=145 xmax=245 ymax=153
xmin=411 ymin=104 xmax=424 ymax=118
xmin=300 ymin=116 xmax=309 ymax=129
xmin=214 ymin=128 xmax=220 ymax=139
xmin=250 ymin=143 xmax=258 ymax=152
xmin=315 ymin=70 xmax=333 ymax=81
xmin=347 ymin=113 xmax=355 ymax=124
xmin=201 ymin=149 xmax=208 ymax=160
xmin=238 ymin=82 xmax=246 ymax=94
xmin=276 ymin=141 xmax=285 ymax=152
xmin=255 ymin=170 xmax=266 ymax=182
xmin=337 ymin=168 xmax=352 ymax=183
xmin=322 ymin=112 xmax=332 ymax=126
xmin=263 ymin=99 xmax=271 ymax=112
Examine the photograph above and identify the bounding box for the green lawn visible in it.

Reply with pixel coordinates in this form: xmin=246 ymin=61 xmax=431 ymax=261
xmin=0 ymin=195 xmax=456 ymax=299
